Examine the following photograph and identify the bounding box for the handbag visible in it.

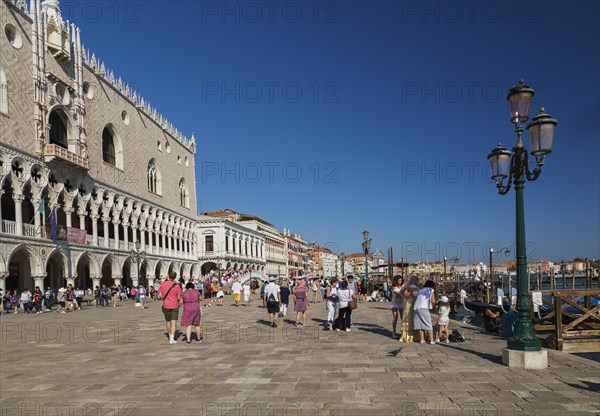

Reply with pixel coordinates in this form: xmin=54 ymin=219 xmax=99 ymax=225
xmin=348 ymin=298 xmax=357 ymax=310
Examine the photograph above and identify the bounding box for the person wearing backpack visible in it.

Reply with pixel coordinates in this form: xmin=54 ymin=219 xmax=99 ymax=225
xmin=264 ymin=276 xmax=281 ymax=328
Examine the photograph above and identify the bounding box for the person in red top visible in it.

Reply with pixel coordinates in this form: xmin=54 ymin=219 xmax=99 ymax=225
xmin=159 ymin=271 xmax=182 ymax=344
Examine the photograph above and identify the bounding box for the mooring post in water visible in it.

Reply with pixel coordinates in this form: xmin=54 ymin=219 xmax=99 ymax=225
xmin=562 ymin=260 xmax=566 ymax=289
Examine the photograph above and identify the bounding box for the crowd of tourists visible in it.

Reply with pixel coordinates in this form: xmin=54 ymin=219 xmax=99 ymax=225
xmin=3 ymin=271 xmax=462 ymax=346
xmin=1 ymin=283 xmax=155 ymax=314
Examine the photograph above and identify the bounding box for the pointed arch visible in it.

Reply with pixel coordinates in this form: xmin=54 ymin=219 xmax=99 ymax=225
xmin=74 ymin=251 xmax=100 ymax=276
xmin=47 ymin=105 xmax=77 ymax=150
xmin=147 ymin=158 xmax=161 ymax=195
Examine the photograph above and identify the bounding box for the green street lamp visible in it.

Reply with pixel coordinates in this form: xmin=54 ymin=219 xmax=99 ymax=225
xmin=443 ymin=256 xmax=447 ymax=281
xmin=362 ymin=230 xmax=371 ymax=291
xmin=487 ymin=79 xmax=558 ymax=354
xmin=130 ymin=240 xmax=147 ymax=288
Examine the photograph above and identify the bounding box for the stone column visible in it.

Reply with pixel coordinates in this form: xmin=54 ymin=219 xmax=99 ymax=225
xmin=0 ymin=190 xmax=4 ymax=224
xmin=66 ymin=276 xmax=75 ymax=287
xmin=78 ymin=211 xmax=86 ymax=230
xmin=147 ymin=230 xmax=153 ymax=255
xmin=147 ymin=277 xmax=154 ymax=289
xmin=34 ymin=276 xmax=45 ymax=290
xmin=123 ymin=221 xmax=129 ymax=251
xmin=131 ymin=225 xmax=138 ymax=247
xmin=140 ymin=227 xmax=146 ymax=251
xmin=91 ymin=214 xmax=99 ymax=246
xmin=102 ymin=218 xmax=110 ymax=248
xmin=161 ymin=233 xmax=166 ymax=256
xmin=113 ymin=220 xmax=120 ymax=250
xmin=13 ymin=194 xmax=24 ymax=236
xmin=167 ymin=234 xmax=172 ymax=257
xmin=64 ymin=207 xmax=74 ymax=228
xmin=92 ymin=276 xmax=101 ymax=290
xmin=34 ymin=201 xmax=42 ymax=237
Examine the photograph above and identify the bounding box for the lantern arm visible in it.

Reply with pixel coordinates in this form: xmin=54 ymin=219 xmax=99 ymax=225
xmin=496 ymin=152 xmax=516 ymax=195
xmin=523 ymin=150 xmax=542 ymax=182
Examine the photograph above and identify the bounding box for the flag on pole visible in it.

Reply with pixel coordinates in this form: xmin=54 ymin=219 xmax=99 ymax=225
xmin=38 ymin=200 xmax=45 ymax=213
xmin=47 ymin=207 xmax=57 ymax=243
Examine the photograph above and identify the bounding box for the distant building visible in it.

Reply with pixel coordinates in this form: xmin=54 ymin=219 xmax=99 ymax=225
xmin=282 ymin=229 xmax=307 ymax=278
xmin=200 ymin=209 xmax=286 ymax=278
xmin=196 ymin=213 xmax=265 ymax=279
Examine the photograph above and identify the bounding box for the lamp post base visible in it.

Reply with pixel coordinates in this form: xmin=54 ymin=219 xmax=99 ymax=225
xmin=502 ymin=348 xmax=547 ymax=369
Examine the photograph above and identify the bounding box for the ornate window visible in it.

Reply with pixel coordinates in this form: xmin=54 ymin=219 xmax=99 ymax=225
xmin=179 ymin=178 xmax=189 ymax=208
xmin=102 ymin=127 xmax=116 ymax=166
xmin=48 ymin=110 xmax=68 ymax=148
xmin=147 ymin=159 xmax=161 ymax=195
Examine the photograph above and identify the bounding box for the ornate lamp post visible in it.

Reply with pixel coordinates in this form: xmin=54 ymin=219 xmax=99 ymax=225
xmin=487 ymin=79 xmax=557 ymax=366
xmin=362 ymin=230 xmax=371 ymax=291
xmin=130 ymin=240 xmax=146 ymax=287
xmin=341 ymin=252 xmax=346 ymax=276
xmin=443 ymin=256 xmax=447 ymax=282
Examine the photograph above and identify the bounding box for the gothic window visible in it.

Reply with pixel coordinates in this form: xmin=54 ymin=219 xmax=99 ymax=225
xmin=179 ymin=178 xmax=189 ymax=208
xmin=48 ymin=110 xmax=68 ymax=149
xmin=102 ymin=127 xmax=116 ymax=166
xmin=147 ymin=159 xmax=161 ymax=195
xmin=0 ymin=70 xmax=7 ymax=115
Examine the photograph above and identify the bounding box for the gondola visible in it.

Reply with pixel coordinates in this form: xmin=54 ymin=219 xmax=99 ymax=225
xmin=463 ymin=299 xmax=506 ymax=315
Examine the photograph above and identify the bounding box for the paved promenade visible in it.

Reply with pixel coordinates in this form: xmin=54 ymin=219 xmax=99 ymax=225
xmin=1 ymin=297 xmax=598 ymax=416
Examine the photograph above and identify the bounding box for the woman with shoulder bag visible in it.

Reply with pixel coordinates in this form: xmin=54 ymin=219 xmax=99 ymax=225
xmin=414 ymin=280 xmax=437 ymax=345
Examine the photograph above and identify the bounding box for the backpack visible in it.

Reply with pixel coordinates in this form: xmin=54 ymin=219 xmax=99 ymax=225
xmin=448 ymin=330 xmax=465 ymax=342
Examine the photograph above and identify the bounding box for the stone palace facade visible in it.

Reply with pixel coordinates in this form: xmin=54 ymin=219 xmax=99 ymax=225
xmin=0 ymin=0 xmax=198 ymax=292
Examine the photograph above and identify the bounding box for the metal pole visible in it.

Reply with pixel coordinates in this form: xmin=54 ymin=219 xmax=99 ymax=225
xmin=508 ymin=173 xmax=541 ymax=351
xmin=489 ymin=249 xmax=493 ymax=303
xmin=443 ymin=257 xmax=447 ymax=283
xmin=137 ymin=255 xmax=140 ymax=288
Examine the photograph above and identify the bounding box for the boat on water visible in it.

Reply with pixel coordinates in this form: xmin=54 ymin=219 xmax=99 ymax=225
xmin=463 ymin=299 xmax=506 ymax=315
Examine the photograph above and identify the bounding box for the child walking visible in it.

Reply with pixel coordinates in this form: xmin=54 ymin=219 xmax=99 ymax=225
xmin=436 ymin=295 xmax=450 ymax=343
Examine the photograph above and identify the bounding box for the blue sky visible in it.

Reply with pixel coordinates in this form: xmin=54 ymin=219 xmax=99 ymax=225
xmin=69 ymin=0 xmax=599 ymax=263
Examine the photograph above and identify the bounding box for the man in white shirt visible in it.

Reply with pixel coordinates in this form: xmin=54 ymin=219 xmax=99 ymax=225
xmin=264 ymin=276 xmax=281 ymax=328
xmin=231 ymin=280 xmax=243 ymax=307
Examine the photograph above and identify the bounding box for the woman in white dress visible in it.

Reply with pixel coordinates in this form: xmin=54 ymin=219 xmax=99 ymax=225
xmin=242 ymin=282 xmax=251 ymax=305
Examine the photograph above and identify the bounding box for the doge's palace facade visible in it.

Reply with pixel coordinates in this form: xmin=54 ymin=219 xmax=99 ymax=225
xmin=0 ymin=0 xmax=199 ymax=292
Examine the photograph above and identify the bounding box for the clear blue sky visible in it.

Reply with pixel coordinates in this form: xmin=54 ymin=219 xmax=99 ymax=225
xmin=69 ymin=0 xmax=599 ymax=264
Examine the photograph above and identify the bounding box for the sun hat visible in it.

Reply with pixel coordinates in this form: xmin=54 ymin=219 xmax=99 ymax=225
xmin=440 ymin=295 xmax=449 ymax=303
xmin=58 ymin=287 xmax=67 ymax=292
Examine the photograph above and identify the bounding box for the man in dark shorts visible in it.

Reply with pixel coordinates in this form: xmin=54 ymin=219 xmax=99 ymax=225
xmin=264 ymin=276 xmax=281 ymax=328
xmin=159 ymin=271 xmax=182 ymax=344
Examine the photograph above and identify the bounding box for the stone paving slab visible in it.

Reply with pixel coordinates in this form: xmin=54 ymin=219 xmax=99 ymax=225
xmin=1 ymin=298 xmax=599 ymax=415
